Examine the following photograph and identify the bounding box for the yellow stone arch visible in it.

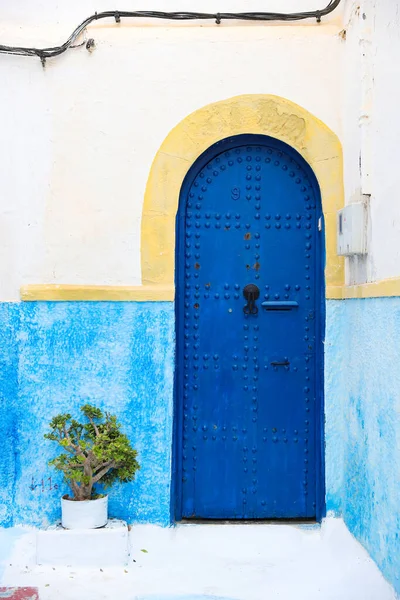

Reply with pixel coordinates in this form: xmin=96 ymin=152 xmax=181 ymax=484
xmin=20 ymin=94 xmax=345 ymax=302
xmin=141 ymin=94 xmax=344 ymax=299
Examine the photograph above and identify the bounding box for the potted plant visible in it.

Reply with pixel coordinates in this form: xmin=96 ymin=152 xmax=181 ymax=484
xmin=45 ymin=404 xmax=140 ymax=529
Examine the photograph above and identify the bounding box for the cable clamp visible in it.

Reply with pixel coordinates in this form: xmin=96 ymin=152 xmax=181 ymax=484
xmin=215 ymin=13 xmax=221 ymax=24
xmin=115 ymin=11 xmax=121 ymax=23
xmin=39 ymin=54 xmax=46 ymax=67
xmin=86 ymin=38 xmax=96 ymax=51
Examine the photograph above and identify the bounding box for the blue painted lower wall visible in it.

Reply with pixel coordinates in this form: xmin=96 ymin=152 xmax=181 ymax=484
xmin=0 ymin=302 xmax=175 ymax=527
xmin=0 ymin=299 xmax=398 ymax=594
xmin=0 ymin=304 xmax=19 ymax=527
xmin=326 ymin=298 xmax=400 ymax=596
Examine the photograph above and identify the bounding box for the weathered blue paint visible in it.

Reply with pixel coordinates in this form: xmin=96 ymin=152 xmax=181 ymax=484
xmin=325 ymin=298 xmax=400 ymax=596
xmin=0 ymin=296 xmax=398 ymax=596
xmin=0 ymin=302 xmax=174 ymax=527
xmin=176 ymin=135 xmax=325 ymax=520
xmin=325 ymin=300 xmax=346 ymax=516
xmin=0 ymin=304 xmax=19 ymax=528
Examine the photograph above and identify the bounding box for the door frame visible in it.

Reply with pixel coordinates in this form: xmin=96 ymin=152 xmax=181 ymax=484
xmin=172 ymin=134 xmax=326 ymax=522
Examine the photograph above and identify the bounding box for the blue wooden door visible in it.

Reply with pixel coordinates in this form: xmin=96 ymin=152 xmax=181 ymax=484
xmin=176 ymin=134 xmax=324 ymax=520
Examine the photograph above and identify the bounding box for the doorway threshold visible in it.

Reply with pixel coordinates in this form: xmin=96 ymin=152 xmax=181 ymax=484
xmin=179 ymin=517 xmax=319 ymax=528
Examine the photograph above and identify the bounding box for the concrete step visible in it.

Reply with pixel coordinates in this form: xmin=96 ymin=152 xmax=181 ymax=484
xmin=36 ymin=519 xmax=128 ymax=568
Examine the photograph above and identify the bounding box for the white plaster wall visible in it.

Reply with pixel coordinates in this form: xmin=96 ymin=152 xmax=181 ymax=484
xmin=0 ymin=1 xmax=344 ymax=301
xmin=343 ymin=0 xmax=400 ymax=284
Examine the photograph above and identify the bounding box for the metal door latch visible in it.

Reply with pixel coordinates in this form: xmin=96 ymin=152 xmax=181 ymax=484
xmin=243 ymin=284 xmax=260 ymax=315
xmin=270 ymin=360 xmax=290 ymax=367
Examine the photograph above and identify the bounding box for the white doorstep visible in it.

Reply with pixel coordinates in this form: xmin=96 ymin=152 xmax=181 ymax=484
xmin=36 ymin=519 xmax=129 ymax=567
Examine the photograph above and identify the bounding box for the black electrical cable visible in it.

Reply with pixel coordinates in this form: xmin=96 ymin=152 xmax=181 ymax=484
xmin=0 ymin=0 xmax=341 ymax=61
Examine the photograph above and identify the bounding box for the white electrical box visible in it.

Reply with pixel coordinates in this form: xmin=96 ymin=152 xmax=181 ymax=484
xmin=337 ymin=202 xmax=367 ymax=256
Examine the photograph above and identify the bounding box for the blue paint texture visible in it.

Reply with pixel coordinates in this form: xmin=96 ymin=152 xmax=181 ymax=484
xmin=0 ymin=297 xmax=399 ymax=596
xmin=0 ymin=302 xmax=174 ymax=527
xmin=0 ymin=304 xmax=19 ymax=527
xmin=325 ymin=300 xmax=346 ymax=515
xmin=326 ymin=299 xmax=400 ymax=596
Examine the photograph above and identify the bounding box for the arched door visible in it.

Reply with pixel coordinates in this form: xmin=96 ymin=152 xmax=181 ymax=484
xmin=175 ymin=134 xmax=324 ymax=520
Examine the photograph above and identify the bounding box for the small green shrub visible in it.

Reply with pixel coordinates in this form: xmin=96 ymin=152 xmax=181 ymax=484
xmin=45 ymin=404 xmax=140 ymax=501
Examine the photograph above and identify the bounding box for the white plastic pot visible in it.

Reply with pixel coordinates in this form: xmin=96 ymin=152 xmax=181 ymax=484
xmin=61 ymin=495 xmax=108 ymax=529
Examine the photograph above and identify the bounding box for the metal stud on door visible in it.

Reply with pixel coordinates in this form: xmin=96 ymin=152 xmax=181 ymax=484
xmin=176 ymin=134 xmax=324 ymax=520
